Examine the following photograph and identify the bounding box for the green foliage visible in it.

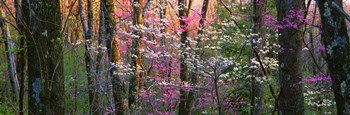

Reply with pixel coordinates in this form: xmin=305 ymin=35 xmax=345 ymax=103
xmin=0 ymin=95 xmax=16 ymax=115
xmin=0 ymin=46 xmax=7 ymax=82
xmin=0 ymin=51 xmax=17 ymax=114
xmin=214 ymin=1 xmax=282 ymax=114
xmin=63 ymin=45 xmax=89 ymax=114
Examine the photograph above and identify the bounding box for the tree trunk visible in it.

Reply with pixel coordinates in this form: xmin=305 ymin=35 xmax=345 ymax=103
xmin=129 ymin=0 xmax=143 ymax=112
xmin=275 ymin=0 xmax=305 ymax=114
xmin=184 ymin=0 xmax=209 ymax=114
xmin=78 ymin=0 xmax=101 ymax=114
xmin=102 ymin=0 xmax=130 ymax=114
xmin=14 ymin=1 xmax=26 ymax=114
xmin=251 ymin=0 xmax=266 ymax=114
xmin=317 ymin=0 xmax=350 ymax=114
xmin=1 ymin=7 xmax=19 ymax=102
xmin=178 ymin=0 xmax=190 ymax=114
xmin=22 ymin=0 xmax=65 ymax=114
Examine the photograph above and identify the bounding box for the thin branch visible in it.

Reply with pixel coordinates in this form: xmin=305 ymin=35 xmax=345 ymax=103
xmin=61 ymin=0 xmax=78 ymax=33
xmin=142 ymin=0 xmax=153 ymax=15
xmin=331 ymin=1 xmax=350 ymax=22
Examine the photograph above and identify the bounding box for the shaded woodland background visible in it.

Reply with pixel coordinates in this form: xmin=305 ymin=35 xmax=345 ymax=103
xmin=1 ymin=0 xmax=350 ymax=114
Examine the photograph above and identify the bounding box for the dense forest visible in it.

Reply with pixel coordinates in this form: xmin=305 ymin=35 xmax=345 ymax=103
xmin=1 ymin=0 xmax=350 ymax=114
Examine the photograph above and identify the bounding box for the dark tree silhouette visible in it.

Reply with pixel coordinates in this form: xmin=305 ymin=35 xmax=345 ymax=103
xmin=22 ymin=0 xmax=65 ymax=114
xmin=275 ymin=0 xmax=305 ymax=114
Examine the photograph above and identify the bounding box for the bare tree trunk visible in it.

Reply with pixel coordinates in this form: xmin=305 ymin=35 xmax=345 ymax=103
xmin=250 ymin=0 xmax=266 ymax=114
xmin=317 ymin=0 xmax=350 ymax=114
xmin=94 ymin=1 xmax=107 ymax=114
xmin=14 ymin=1 xmax=26 ymax=114
xmin=17 ymin=37 xmax=26 ymax=115
xmin=109 ymin=0 xmax=130 ymax=113
xmin=184 ymin=0 xmax=209 ymax=114
xmin=129 ymin=0 xmax=143 ymax=112
xmin=22 ymin=0 xmax=65 ymax=114
xmin=100 ymin=0 xmax=130 ymax=114
xmin=78 ymin=0 xmax=101 ymax=114
xmin=0 ymin=6 xmax=19 ymax=102
xmin=178 ymin=0 xmax=191 ymax=114
xmin=275 ymin=0 xmax=305 ymax=114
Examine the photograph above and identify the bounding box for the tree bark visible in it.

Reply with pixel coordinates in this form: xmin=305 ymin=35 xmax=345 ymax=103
xmin=129 ymin=0 xmax=143 ymax=112
xmin=78 ymin=0 xmax=101 ymax=114
xmin=275 ymin=0 xmax=305 ymax=114
xmin=22 ymin=0 xmax=65 ymax=114
xmin=317 ymin=0 xmax=350 ymax=114
xmin=101 ymin=0 xmax=130 ymax=114
xmin=178 ymin=0 xmax=191 ymax=114
xmin=0 ymin=6 xmax=19 ymax=102
xmin=14 ymin=1 xmax=26 ymax=114
xmin=251 ymin=0 xmax=266 ymax=114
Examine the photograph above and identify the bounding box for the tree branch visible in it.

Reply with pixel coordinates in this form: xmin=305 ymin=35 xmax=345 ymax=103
xmin=331 ymin=1 xmax=350 ymax=22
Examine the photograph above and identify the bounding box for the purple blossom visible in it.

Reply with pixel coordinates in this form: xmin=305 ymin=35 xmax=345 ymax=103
xmin=319 ymin=44 xmax=326 ymax=53
xmin=298 ymin=73 xmax=332 ymax=85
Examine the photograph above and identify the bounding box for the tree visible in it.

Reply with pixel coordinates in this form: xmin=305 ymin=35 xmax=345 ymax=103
xmin=22 ymin=0 xmax=65 ymax=114
xmin=275 ymin=0 xmax=305 ymax=114
xmin=251 ymin=0 xmax=266 ymax=114
xmin=103 ymin=0 xmax=130 ymax=114
xmin=317 ymin=0 xmax=350 ymax=114
xmin=78 ymin=0 xmax=101 ymax=114
xmin=14 ymin=1 xmax=26 ymax=114
xmin=1 ymin=4 xmax=19 ymax=102
xmin=178 ymin=0 xmax=192 ymax=114
xmin=184 ymin=0 xmax=210 ymax=114
xmin=129 ymin=0 xmax=143 ymax=112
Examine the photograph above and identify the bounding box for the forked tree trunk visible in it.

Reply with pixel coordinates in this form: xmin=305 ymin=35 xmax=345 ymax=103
xmin=78 ymin=0 xmax=101 ymax=114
